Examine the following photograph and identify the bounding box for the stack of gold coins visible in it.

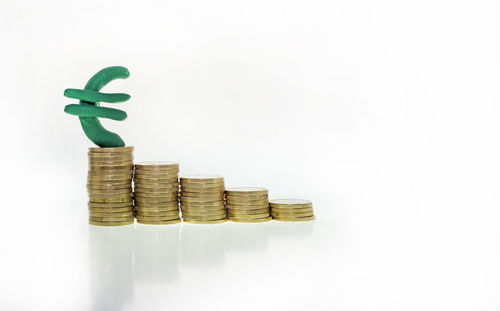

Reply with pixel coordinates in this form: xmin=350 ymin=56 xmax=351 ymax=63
xmin=133 ymin=161 xmax=181 ymax=225
xmin=269 ymin=199 xmax=315 ymax=221
xmin=180 ymin=175 xmax=227 ymax=224
xmin=87 ymin=147 xmax=135 ymax=226
xmin=225 ymin=187 xmax=271 ymax=223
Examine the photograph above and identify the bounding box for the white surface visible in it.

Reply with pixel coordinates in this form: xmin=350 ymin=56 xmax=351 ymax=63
xmin=1 ymin=0 xmax=500 ymax=310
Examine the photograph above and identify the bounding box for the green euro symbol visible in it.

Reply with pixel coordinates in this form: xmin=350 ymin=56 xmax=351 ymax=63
xmin=63 ymin=66 xmax=131 ymax=147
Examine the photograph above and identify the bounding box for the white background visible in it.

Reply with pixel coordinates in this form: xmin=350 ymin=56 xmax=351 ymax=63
xmin=1 ymin=0 xmax=499 ymax=310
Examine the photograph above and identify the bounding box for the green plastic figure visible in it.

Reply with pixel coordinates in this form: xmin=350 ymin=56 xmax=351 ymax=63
xmin=64 ymin=66 xmax=130 ymax=147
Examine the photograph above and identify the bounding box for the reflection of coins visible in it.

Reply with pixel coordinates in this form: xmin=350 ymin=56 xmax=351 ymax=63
xmin=183 ymin=219 xmax=227 ymax=224
xmin=229 ymin=216 xmax=272 ymax=223
xmin=89 ymin=219 xmax=134 ymax=226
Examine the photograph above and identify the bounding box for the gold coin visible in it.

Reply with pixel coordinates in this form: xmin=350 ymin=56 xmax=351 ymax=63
xmin=134 ymin=170 xmax=178 ymax=176
xmin=270 ymin=207 xmax=314 ymax=213
xmin=89 ymin=207 xmax=134 ymax=213
xmin=269 ymin=199 xmax=313 ymax=208
xmin=136 ymin=210 xmax=180 ymax=217
xmin=180 ymin=200 xmax=224 ymax=208
xmin=134 ymin=201 xmax=178 ymax=208
xmin=137 ymin=218 xmax=181 ymax=225
xmin=88 ymin=154 xmax=133 ymax=160
xmin=226 ymin=205 xmax=270 ymax=212
xmin=135 ymin=161 xmax=179 ymax=169
xmin=226 ymin=194 xmax=268 ymax=202
xmin=272 ymin=215 xmax=315 ymax=222
xmin=135 ymin=206 xmax=179 ymax=212
xmin=225 ymin=199 xmax=269 ymax=206
xmin=89 ymin=196 xmax=133 ymax=203
xmin=89 ymin=165 xmax=134 ymax=171
xmin=180 ymin=196 xmax=223 ymax=203
xmin=182 ymin=209 xmax=226 ymax=217
xmin=225 ymin=187 xmax=268 ymax=196
xmin=133 ymin=175 xmax=178 ymax=182
xmin=181 ymin=205 xmax=225 ymax=212
xmin=271 ymin=212 xmax=314 ymax=217
xmin=182 ymin=214 xmax=227 ymax=221
xmin=89 ymin=146 xmax=134 ymax=153
xmin=88 ymin=176 xmax=132 ymax=182
xmin=89 ymin=159 xmax=133 ymax=165
xmin=182 ymin=218 xmax=227 ymax=224
xmin=89 ymin=191 xmax=132 ymax=198
xmin=136 ymin=215 xmax=181 ymax=221
xmin=227 ymin=209 xmax=270 ymax=215
xmin=87 ymin=185 xmax=132 ymax=192
xmin=89 ymin=219 xmax=134 ymax=226
xmin=89 ymin=216 xmax=135 ymax=222
xmin=134 ymin=196 xmax=178 ymax=204
xmin=133 ymin=181 xmax=179 ymax=188
xmin=134 ymin=187 xmax=178 ymax=194
xmin=228 ymin=217 xmax=272 ymax=223
xmin=88 ymin=188 xmax=132 ymax=195
xmin=88 ymin=201 xmax=133 ymax=208
xmin=227 ymin=212 xmax=270 ymax=219
xmin=180 ymin=191 xmax=224 ymax=198
xmin=134 ymin=194 xmax=178 ymax=201
xmin=180 ymin=175 xmax=224 ymax=184
xmin=180 ymin=183 xmax=225 ymax=189
xmin=89 ymin=211 xmax=134 ymax=217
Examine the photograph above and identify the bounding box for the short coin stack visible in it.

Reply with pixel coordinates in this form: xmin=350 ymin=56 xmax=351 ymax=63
xmin=180 ymin=175 xmax=227 ymax=224
xmin=226 ymin=187 xmax=271 ymax=223
xmin=133 ymin=161 xmax=181 ymax=225
xmin=87 ymin=146 xmax=135 ymax=226
xmin=269 ymin=199 xmax=315 ymax=221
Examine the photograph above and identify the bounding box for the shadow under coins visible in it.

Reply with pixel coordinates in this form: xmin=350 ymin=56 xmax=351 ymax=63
xmin=88 ymin=224 xmax=135 ymax=311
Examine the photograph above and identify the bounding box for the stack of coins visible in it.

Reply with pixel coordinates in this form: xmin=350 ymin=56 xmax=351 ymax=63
xmin=133 ymin=161 xmax=181 ymax=225
xmin=180 ymin=175 xmax=227 ymax=224
xmin=87 ymin=147 xmax=135 ymax=226
xmin=269 ymin=199 xmax=315 ymax=221
xmin=226 ymin=187 xmax=271 ymax=223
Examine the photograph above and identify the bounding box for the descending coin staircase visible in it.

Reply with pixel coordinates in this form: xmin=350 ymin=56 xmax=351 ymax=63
xmin=87 ymin=147 xmax=314 ymax=226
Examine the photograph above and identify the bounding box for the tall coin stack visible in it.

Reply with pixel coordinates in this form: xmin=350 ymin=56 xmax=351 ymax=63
xmin=226 ymin=187 xmax=271 ymax=223
xmin=87 ymin=147 xmax=135 ymax=226
xmin=269 ymin=199 xmax=315 ymax=221
xmin=133 ymin=161 xmax=181 ymax=225
xmin=180 ymin=175 xmax=227 ymax=224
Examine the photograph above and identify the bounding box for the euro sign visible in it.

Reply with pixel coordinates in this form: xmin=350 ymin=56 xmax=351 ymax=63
xmin=64 ymin=66 xmax=130 ymax=147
